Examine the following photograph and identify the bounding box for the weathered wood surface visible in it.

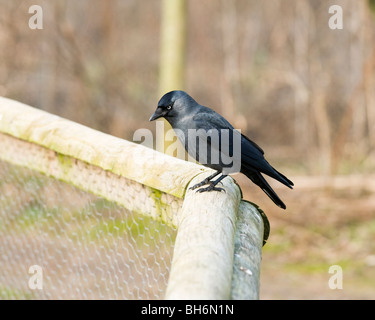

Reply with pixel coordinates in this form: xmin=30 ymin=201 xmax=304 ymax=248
xmin=0 ymin=132 xmax=183 ymax=227
xmin=165 ymin=172 xmax=242 ymax=299
xmin=0 ymin=97 xmax=209 ymax=199
xmin=230 ymin=201 xmax=265 ymax=300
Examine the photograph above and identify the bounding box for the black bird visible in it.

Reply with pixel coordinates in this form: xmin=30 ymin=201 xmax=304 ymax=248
xmin=149 ymin=90 xmax=293 ymax=209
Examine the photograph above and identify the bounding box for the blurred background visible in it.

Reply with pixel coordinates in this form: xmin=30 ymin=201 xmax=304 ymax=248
xmin=1 ymin=0 xmax=374 ymax=299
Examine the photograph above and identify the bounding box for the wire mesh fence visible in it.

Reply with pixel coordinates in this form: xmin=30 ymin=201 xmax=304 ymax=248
xmin=0 ymin=97 xmax=201 ymax=300
xmin=0 ymin=159 xmax=177 ymax=299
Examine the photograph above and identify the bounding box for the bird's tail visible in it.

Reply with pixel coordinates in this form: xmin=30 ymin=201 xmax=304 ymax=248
xmin=244 ymin=170 xmax=287 ymax=209
xmin=271 ymin=167 xmax=294 ymax=189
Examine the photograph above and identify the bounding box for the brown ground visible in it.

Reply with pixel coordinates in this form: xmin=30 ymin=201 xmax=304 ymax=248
xmin=236 ymin=174 xmax=375 ymax=299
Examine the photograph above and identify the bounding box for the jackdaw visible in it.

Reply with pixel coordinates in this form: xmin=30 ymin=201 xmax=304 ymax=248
xmin=149 ymin=90 xmax=293 ymax=209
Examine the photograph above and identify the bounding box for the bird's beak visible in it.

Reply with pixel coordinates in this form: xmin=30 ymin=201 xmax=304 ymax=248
xmin=149 ymin=108 xmax=163 ymax=121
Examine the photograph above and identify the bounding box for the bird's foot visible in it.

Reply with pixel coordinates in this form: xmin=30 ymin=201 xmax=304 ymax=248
xmin=196 ymin=184 xmax=226 ymax=193
xmin=189 ymin=178 xmax=210 ymax=190
xmin=189 ymin=171 xmax=222 ymax=190
xmin=189 ymin=172 xmax=227 ymax=193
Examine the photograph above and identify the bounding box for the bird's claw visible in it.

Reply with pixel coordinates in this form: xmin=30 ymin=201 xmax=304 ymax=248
xmin=189 ymin=180 xmax=209 ymax=190
xmin=196 ymin=185 xmax=226 ymax=193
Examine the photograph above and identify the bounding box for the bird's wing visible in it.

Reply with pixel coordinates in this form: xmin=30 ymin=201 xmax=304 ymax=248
xmin=193 ymin=111 xmax=263 ymax=152
xmin=191 ymin=110 xmax=236 ymax=154
xmin=192 ymin=110 xmax=235 ymax=131
xmin=189 ymin=111 xmax=234 ymax=167
xmin=241 ymin=134 xmax=264 ymax=155
xmin=191 ymin=111 xmax=265 ymax=176
xmin=192 ymin=111 xmax=293 ymax=187
xmin=192 ymin=111 xmax=265 ymax=160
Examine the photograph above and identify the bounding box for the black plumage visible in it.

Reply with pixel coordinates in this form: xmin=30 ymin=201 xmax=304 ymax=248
xmin=150 ymin=90 xmax=293 ymax=209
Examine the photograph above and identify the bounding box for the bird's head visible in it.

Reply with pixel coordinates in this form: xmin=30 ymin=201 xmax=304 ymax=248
xmin=149 ymin=90 xmax=198 ymax=122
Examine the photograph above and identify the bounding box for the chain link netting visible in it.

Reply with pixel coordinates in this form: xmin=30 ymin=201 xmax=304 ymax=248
xmin=0 ymin=160 xmax=177 ymax=299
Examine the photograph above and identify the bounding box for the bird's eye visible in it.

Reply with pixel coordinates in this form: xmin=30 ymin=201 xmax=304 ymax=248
xmin=166 ymin=105 xmax=172 ymax=110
